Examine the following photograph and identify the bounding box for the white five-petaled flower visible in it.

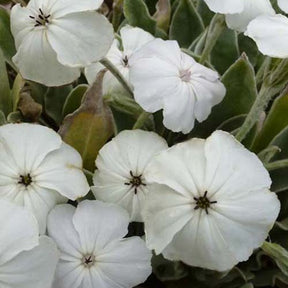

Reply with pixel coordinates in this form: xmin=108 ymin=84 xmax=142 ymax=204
xmin=129 ymin=39 xmax=226 ymax=134
xmin=245 ymin=14 xmax=288 ymax=58
xmin=85 ymin=25 xmax=154 ymax=94
xmin=142 ymin=130 xmax=280 ymax=271
xmin=0 ymin=123 xmax=89 ymax=234
xmin=204 ymin=0 xmax=275 ymax=32
xmin=47 ymin=200 xmax=152 ymax=288
xmin=92 ymin=130 xmax=168 ymax=222
xmin=11 ymin=0 xmax=114 ymax=86
xmin=0 ymin=199 xmax=58 ymax=288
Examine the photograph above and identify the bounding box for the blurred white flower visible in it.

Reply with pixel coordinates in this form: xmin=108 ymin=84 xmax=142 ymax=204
xmin=245 ymin=14 xmax=288 ymax=58
xmin=129 ymin=39 xmax=226 ymax=134
xmin=85 ymin=25 xmax=154 ymax=94
xmin=47 ymin=200 xmax=152 ymax=288
xmin=204 ymin=0 xmax=274 ymax=32
xmin=0 ymin=199 xmax=58 ymax=288
xmin=92 ymin=130 xmax=168 ymax=222
xmin=11 ymin=0 xmax=114 ymax=86
xmin=143 ymin=130 xmax=280 ymax=271
xmin=0 ymin=123 xmax=89 ymax=233
xmin=278 ymin=0 xmax=288 ymax=13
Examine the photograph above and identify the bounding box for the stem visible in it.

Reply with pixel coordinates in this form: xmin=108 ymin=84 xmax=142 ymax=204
xmin=83 ymin=168 xmax=94 ymax=177
xmin=265 ymin=160 xmax=288 ymax=171
xmin=199 ymin=14 xmax=225 ymax=64
xmin=235 ymin=85 xmax=272 ymax=142
xmin=133 ymin=111 xmax=151 ymax=129
xmin=100 ymin=58 xmax=134 ymax=97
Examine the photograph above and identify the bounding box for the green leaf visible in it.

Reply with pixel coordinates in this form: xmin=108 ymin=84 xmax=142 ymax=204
xmin=196 ymin=0 xmax=214 ymax=26
xmin=0 ymin=48 xmax=12 ymax=116
xmin=211 ymin=28 xmax=239 ymax=74
xmin=0 ymin=7 xmax=16 ymax=68
xmin=253 ymin=88 xmax=288 ymax=153
xmin=59 ymin=71 xmax=114 ymax=171
xmin=44 ymin=85 xmax=72 ymax=126
xmin=238 ymin=34 xmax=259 ymax=67
xmin=123 ymin=0 xmax=157 ymax=34
xmin=11 ymin=74 xmax=25 ymax=112
xmin=262 ymin=242 xmax=288 ymax=277
xmin=240 ymin=283 xmax=253 ymax=288
xmin=191 ymin=55 xmax=257 ymax=137
xmin=62 ymin=84 xmax=88 ymax=117
xmin=169 ymin=0 xmax=204 ymax=48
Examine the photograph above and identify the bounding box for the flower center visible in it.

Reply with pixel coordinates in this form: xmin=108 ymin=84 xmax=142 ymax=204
xmin=29 ymin=8 xmax=51 ymax=27
xmin=125 ymin=171 xmax=146 ymax=194
xmin=179 ymin=69 xmax=192 ymax=82
xmin=122 ymin=55 xmax=129 ymax=67
xmin=194 ymin=191 xmax=217 ymax=214
xmin=18 ymin=174 xmax=32 ymax=187
xmin=82 ymin=254 xmax=95 ymax=268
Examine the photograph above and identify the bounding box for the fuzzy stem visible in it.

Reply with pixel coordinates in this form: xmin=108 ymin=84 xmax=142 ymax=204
xmin=100 ymin=58 xmax=134 ymax=97
xmin=265 ymin=160 xmax=288 ymax=171
xmin=199 ymin=14 xmax=225 ymax=64
xmin=133 ymin=111 xmax=151 ymax=129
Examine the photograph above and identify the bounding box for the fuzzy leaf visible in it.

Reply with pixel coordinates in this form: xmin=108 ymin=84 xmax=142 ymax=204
xmin=11 ymin=74 xmax=25 ymax=112
xmin=124 ymin=0 xmax=157 ymax=34
xmin=169 ymin=0 xmax=204 ymax=48
xmin=59 ymin=71 xmax=114 ymax=171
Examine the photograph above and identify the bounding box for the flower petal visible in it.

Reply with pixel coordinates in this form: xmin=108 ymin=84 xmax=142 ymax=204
xmin=0 ymin=236 xmax=58 ymax=288
xmin=0 ymin=123 xmax=62 ymax=174
xmin=72 ymin=200 xmax=130 ymax=252
xmin=12 ymin=29 xmax=80 ymax=86
xmin=47 ymin=12 xmax=113 ymax=67
xmin=35 ymin=143 xmax=90 ymax=201
xmin=47 ymin=204 xmax=82 ymax=259
xmin=0 ymin=200 xmax=39 ymax=266
xmin=203 ymin=0 xmax=244 ymax=14
xmin=245 ymin=14 xmax=288 ymax=58
xmin=145 ymin=138 xmax=206 ymax=198
xmin=225 ymin=0 xmax=274 ymax=32
xmin=96 ymin=237 xmax=152 ymax=287
xmin=278 ymin=0 xmax=288 ymax=13
xmin=142 ymin=184 xmax=193 ymax=254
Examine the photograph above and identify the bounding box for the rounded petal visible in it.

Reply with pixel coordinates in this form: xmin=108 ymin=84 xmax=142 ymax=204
xmin=204 ymin=130 xmax=272 ymax=198
xmin=145 ymin=138 xmax=206 ymax=198
xmin=73 ymin=200 xmax=130 ymax=252
xmin=225 ymin=0 xmax=275 ymax=32
xmin=36 ymin=0 xmax=103 ymax=18
xmin=35 ymin=143 xmax=90 ymax=200
xmin=0 ymin=200 xmax=39 ymax=266
xmin=96 ymin=237 xmax=152 ymax=287
xmin=12 ymin=29 xmax=80 ymax=86
xmin=47 ymin=204 xmax=82 ymax=259
xmin=203 ymin=0 xmax=244 ymax=14
xmin=120 ymin=25 xmax=154 ymax=54
xmin=142 ymin=184 xmax=193 ymax=254
xmin=0 ymin=123 xmax=62 ymax=173
xmin=278 ymin=0 xmax=288 ymax=13
xmin=245 ymin=14 xmax=288 ymax=58
xmin=47 ymin=12 xmax=113 ymax=67
xmin=0 ymin=236 xmax=59 ymax=288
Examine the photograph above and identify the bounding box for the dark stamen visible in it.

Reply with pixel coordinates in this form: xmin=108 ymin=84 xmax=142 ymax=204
xmin=18 ymin=174 xmax=32 ymax=187
xmin=125 ymin=170 xmax=146 ymax=194
xmin=194 ymin=191 xmax=217 ymax=215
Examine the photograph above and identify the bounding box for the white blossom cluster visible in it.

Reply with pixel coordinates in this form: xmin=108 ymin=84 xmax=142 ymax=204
xmin=0 ymin=0 xmax=285 ymax=287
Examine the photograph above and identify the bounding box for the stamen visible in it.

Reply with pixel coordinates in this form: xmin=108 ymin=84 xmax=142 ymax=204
xmin=124 ymin=170 xmax=146 ymax=194
xmin=179 ymin=69 xmax=192 ymax=82
xmin=82 ymin=254 xmax=95 ymax=267
xmin=30 ymin=8 xmax=51 ymax=28
xmin=122 ymin=55 xmax=129 ymax=67
xmin=18 ymin=174 xmax=32 ymax=187
xmin=194 ymin=191 xmax=217 ymax=214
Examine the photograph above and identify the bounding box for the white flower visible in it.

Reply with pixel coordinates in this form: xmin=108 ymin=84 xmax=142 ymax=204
xmin=204 ymin=0 xmax=274 ymax=32
xmin=278 ymin=0 xmax=288 ymax=13
xmin=0 ymin=199 xmax=58 ymax=288
xmin=129 ymin=39 xmax=226 ymax=134
xmin=92 ymin=130 xmax=168 ymax=222
xmin=11 ymin=0 xmax=114 ymax=86
xmin=245 ymin=14 xmax=288 ymax=58
xmin=47 ymin=200 xmax=152 ymax=288
xmin=142 ymin=130 xmax=280 ymax=271
xmin=0 ymin=123 xmax=89 ymax=233
xmin=85 ymin=25 xmax=154 ymax=94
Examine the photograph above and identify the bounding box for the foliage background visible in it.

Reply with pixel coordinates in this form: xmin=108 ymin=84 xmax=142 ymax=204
xmin=1 ymin=0 xmax=288 ymax=287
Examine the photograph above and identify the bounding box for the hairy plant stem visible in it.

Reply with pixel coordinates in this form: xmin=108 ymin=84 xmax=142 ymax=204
xmin=265 ymin=160 xmax=288 ymax=171
xmin=199 ymin=14 xmax=225 ymax=64
xmin=100 ymin=58 xmax=134 ymax=97
xmin=83 ymin=168 xmax=94 ymax=177
xmin=133 ymin=111 xmax=151 ymax=129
